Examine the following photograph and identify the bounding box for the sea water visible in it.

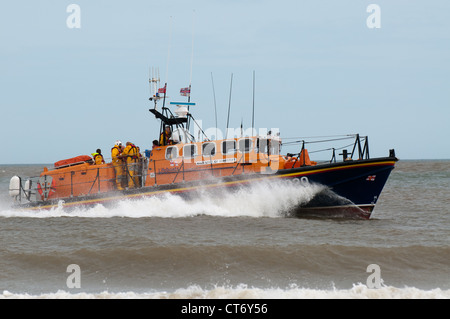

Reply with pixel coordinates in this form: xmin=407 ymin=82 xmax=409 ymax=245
xmin=0 ymin=160 xmax=449 ymax=299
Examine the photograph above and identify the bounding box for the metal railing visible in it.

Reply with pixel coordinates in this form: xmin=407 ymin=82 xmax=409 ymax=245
xmin=285 ymin=134 xmax=370 ymax=164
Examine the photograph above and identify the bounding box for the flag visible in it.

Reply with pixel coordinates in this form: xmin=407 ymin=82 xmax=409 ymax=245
xmin=366 ymin=175 xmax=376 ymax=181
xmin=158 ymin=86 xmax=166 ymax=94
xmin=180 ymin=87 xmax=190 ymax=96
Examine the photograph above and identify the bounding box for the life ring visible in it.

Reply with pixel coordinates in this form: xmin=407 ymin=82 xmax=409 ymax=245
xmin=37 ymin=176 xmax=56 ymax=200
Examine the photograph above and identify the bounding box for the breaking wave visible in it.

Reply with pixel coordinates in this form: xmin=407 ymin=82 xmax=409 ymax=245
xmin=2 ymin=283 xmax=449 ymax=299
xmin=0 ymin=179 xmax=326 ymax=218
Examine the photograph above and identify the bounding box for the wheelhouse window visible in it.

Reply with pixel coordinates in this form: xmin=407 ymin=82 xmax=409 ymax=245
xmin=183 ymin=144 xmax=197 ymax=158
xmin=165 ymin=146 xmax=179 ymax=160
xmin=238 ymin=138 xmax=253 ymax=153
xmin=257 ymin=139 xmax=268 ymax=153
xmin=221 ymin=140 xmax=236 ymax=155
xmin=257 ymin=138 xmax=279 ymax=155
xmin=269 ymin=139 xmax=280 ymax=155
xmin=202 ymin=142 xmax=216 ymax=157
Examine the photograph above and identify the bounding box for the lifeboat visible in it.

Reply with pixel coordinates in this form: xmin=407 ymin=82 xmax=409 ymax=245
xmin=8 ymin=76 xmax=398 ymax=219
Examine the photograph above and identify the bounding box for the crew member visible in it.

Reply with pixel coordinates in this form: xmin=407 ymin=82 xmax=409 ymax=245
xmin=111 ymin=140 xmax=125 ymax=190
xmin=92 ymin=149 xmax=105 ymax=165
xmin=159 ymin=125 xmax=173 ymax=146
xmin=122 ymin=141 xmax=141 ymax=188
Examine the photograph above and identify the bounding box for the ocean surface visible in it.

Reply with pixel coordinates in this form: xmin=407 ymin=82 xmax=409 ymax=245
xmin=0 ymin=160 xmax=449 ymax=299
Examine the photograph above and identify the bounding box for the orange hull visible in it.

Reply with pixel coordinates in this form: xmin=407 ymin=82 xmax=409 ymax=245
xmin=39 ymin=162 xmax=116 ymax=200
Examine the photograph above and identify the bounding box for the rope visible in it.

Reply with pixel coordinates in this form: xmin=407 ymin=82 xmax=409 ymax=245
xmin=282 ymin=134 xmax=356 ymax=140
xmin=283 ymin=136 xmax=356 ymax=146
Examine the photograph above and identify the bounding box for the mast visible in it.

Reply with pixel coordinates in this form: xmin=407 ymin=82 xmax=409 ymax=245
xmin=252 ymin=70 xmax=255 ymax=135
xmin=225 ymin=73 xmax=233 ymax=140
xmin=186 ymin=11 xmax=195 ymax=130
xmin=211 ymin=72 xmax=218 ymax=140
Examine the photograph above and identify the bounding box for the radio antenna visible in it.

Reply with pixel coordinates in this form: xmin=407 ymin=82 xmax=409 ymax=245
xmin=252 ymin=70 xmax=256 ymax=135
xmin=188 ymin=11 xmax=195 ymax=103
xmin=149 ymin=67 xmax=161 ymax=110
xmin=186 ymin=11 xmax=195 ymax=131
xmin=165 ymin=16 xmax=173 ymax=86
xmin=162 ymin=16 xmax=173 ymax=109
xmin=211 ymin=72 xmax=218 ymax=140
xmin=225 ymin=73 xmax=233 ymax=140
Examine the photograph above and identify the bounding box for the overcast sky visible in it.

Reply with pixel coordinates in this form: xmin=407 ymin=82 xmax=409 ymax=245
xmin=1 ymin=0 xmax=449 ymax=164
